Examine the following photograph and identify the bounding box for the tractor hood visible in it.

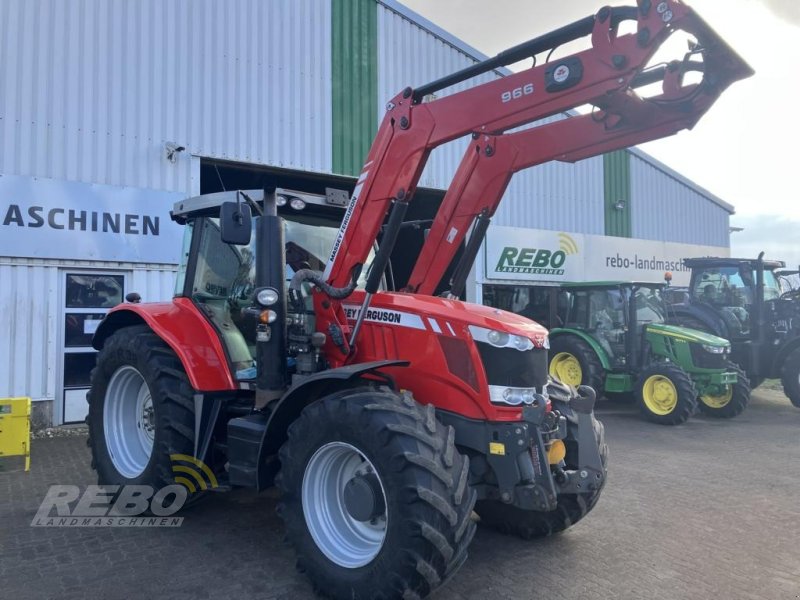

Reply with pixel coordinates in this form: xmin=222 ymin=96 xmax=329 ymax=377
xmin=646 ymin=323 xmax=729 ymax=347
xmin=342 ymin=291 xmax=550 ymax=347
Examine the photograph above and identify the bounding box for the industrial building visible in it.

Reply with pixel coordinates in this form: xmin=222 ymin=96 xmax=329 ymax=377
xmin=0 ymin=0 xmax=732 ymax=426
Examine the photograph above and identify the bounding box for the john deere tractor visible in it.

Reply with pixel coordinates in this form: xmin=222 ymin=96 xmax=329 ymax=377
xmin=487 ymin=282 xmax=750 ymax=425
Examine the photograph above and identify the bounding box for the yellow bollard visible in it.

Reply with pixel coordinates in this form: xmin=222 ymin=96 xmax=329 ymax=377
xmin=0 ymin=397 xmax=31 ymax=471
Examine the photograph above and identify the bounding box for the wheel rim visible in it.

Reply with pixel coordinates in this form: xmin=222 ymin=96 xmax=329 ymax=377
xmin=700 ymin=386 xmax=733 ymax=409
xmin=103 ymin=366 xmax=155 ymax=478
xmin=549 ymin=352 xmax=583 ymax=386
xmin=302 ymin=442 xmax=388 ymax=568
xmin=642 ymin=375 xmax=679 ymax=415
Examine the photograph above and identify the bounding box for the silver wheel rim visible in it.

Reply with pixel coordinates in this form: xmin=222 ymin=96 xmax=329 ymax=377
xmin=301 ymin=442 xmax=388 ymax=568
xmin=103 ymin=366 xmax=155 ymax=478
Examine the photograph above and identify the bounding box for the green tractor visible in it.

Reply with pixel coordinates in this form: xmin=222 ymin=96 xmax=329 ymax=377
xmin=485 ymin=282 xmax=750 ymax=425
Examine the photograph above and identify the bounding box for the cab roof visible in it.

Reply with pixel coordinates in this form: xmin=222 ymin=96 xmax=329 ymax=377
xmin=683 ymin=257 xmax=785 ymax=270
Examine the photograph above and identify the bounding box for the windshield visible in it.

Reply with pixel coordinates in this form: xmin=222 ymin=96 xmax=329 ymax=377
xmin=634 ymin=287 xmax=665 ymax=324
xmin=692 ymin=265 xmax=781 ymax=305
xmin=763 ymin=270 xmax=781 ymax=301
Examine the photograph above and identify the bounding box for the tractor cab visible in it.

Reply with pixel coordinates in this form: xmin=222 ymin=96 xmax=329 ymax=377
xmin=555 ymin=282 xmax=667 ymax=369
xmin=171 ymin=188 xmax=377 ymax=382
xmin=683 ymin=257 xmax=784 ymax=340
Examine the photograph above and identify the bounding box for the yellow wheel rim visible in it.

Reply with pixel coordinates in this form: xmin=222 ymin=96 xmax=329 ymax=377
xmin=700 ymin=386 xmax=733 ymax=409
xmin=642 ymin=375 xmax=679 ymax=416
xmin=549 ymin=352 xmax=583 ymax=387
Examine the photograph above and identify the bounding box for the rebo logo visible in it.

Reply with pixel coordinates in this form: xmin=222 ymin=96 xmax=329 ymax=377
xmin=495 ymin=233 xmax=578 ymax=275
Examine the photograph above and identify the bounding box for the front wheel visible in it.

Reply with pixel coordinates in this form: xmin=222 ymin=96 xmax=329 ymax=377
xmin=697 ymin=363 xmax=750 ymax=418
xmin=277 ymin=388 xmax=476 ymax=599
xmin=549 ymin=335 xmax=606 ymax=393
xmin=635 ymin=363 xmax=697 ymax=425
xmin=87 ymin=325 xmax=197 ymax=490
xmin=780 ymin=348 xmax=800 ymax=408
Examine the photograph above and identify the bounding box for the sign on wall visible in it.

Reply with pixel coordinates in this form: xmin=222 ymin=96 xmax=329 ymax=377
xmin=484 ymin=225 xmax=730 ymax=286
xmin=0 ymin=175 xmax=185 ymax=264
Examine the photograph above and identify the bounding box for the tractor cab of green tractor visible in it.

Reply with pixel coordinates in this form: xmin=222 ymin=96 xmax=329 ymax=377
xmin=553 ymin=282 xmax=665 ymax=370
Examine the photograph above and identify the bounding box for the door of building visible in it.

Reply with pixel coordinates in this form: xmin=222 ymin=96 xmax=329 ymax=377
xmin=60 ymin=272 xmax=127 ymax=424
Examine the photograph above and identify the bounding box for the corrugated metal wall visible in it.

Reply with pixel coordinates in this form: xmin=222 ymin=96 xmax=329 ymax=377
xmin=630 ymin=154 xmax=730 ymax=247
xmin=0 ymin=0 xmax=332 ymax=192
xmin=0 ymin=257 xmax=175 ymax=404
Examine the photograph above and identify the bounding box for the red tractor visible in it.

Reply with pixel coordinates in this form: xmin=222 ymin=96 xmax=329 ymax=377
xmin=87 ymin=3 xmax=750 ymax=598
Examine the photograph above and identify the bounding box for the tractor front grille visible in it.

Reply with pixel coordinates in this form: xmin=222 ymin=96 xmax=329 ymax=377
xmin=689 ymin=344 xmax=728 ymax=370
xmin=475 ymin=343 xmax=549 ymax=392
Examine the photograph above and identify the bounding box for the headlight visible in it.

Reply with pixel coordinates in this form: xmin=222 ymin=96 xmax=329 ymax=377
xmin=256 ymin=287 xmax=279 ymax=306
xmin=469 ymin=325 xmax=542 ymax=351
xmin=488 ymin=385 xmax=546 ymax=406
xmin=702 ymin=344 xmax=728 ymax=354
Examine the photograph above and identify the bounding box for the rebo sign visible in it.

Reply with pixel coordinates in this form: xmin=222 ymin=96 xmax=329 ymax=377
xmin=0 ymin=175 xmax=185 ymax=264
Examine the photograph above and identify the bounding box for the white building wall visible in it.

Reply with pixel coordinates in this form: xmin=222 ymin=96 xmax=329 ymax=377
xmin=0 ymin=0 xmax=332 ymax=193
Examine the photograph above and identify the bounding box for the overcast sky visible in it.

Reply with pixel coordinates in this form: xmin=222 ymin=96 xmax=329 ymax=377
xmin=401 ymin=0 xmax=800 ymax=267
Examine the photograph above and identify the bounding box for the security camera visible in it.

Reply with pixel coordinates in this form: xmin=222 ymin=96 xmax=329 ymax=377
xmin=165 ymin=142 xmax=186 ymax=163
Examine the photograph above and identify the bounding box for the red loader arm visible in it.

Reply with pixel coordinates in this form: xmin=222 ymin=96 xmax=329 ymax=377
xmin=407 ymin=17 xmax=753 ymax=294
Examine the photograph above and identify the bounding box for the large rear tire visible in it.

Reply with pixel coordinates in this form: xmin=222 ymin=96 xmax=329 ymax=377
xmin=635 ymin=362 xmax=697 ymax=425
xmin=697 ymin=363 xmax=750 ymax=418
xmin=780 ymin=348 xmax=800 ymax=408
xmin=277 ymin=388 xmax=476 ymax=600
xmin=549 ymin=335 xmax=606 ymax=394
xmin=87 ymin=326 xmax=198 ymax=494
xmin=475 ymin=417 xmax=608 ymax=539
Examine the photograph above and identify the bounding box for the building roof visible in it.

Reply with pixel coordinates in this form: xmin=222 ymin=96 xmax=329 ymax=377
xmin=380 ymin=0 xmax=735 ymax=215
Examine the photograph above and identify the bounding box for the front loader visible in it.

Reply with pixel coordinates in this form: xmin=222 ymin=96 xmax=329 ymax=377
xmin=87 ymin=3 xmax=750 ymax=598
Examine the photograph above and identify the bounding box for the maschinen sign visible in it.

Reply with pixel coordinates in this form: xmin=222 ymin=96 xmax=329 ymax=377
xmin=484 ymin=225 xmax=730 ymax=286
xmin=0 ymin=175 xmax=185 ymax=263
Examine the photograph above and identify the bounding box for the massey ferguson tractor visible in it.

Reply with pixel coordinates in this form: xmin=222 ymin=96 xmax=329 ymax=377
xmin=87 ymin=3 xmax=750 ymax=598
xmin=667 ymin=254 xmax=800 ymax=407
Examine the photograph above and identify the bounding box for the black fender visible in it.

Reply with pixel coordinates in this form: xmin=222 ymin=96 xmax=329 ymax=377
xmin=226 ymin=360 xmax=409 ymax=490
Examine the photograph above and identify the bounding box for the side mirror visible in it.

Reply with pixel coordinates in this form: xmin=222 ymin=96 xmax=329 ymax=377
xmin=220 ymin=201 xmax=252 ymax=245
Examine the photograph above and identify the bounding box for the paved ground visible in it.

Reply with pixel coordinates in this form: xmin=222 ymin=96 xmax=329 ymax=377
xmin=1 ymin=388 xmax=799 ymax=600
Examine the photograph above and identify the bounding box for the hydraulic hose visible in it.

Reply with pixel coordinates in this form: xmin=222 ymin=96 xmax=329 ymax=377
xmin=288 ymin=267 xmax=360 ymax=313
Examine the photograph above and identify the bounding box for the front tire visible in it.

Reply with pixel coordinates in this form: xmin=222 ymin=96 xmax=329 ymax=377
xmin=549 ymin=335 xmax=606 ymax=394
xmin=697 ymin=363 xmax=750 ymax=418
xmin=475 ymin=417 xmax=608 ymax=539
xmin=781 ymin=348 xmax=800 ymax=408
xmin=87 ymin=326 xmax=197 ymax=492
xmin=277 ymin=388 xmax=476 ymax=599
xmin=635 ymin=363 xmax=697 ymax=425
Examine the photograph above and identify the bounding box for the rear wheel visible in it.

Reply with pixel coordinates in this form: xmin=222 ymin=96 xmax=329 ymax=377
xmin=87 ymin=326 xmax=198 ymax=495
xmin=697 ymin=363 xmax=750 ymax=418
xmin=635 ymin=363 xmax=697 ymax=425
xmin=780 ymin=348 xmax=800 ymax=408
xmin=549 ymin=335 xmax=605 ymax=394
xmin=277 ymin=388 xmax=476 ymax=599
xmin=475 ymin=417 xmax=608 ymax=539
